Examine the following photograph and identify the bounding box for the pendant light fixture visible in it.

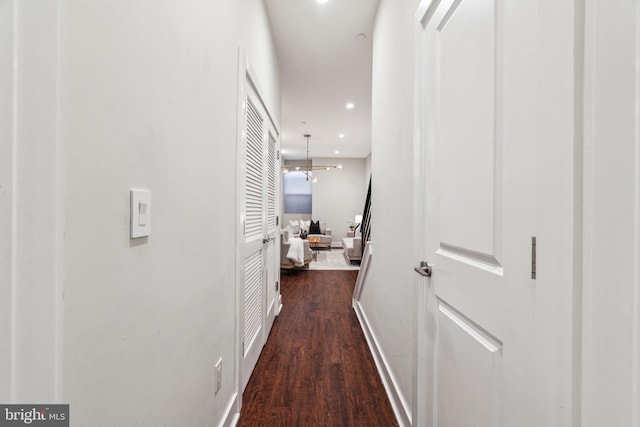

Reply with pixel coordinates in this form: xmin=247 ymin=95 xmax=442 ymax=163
xmin=282 ymin=134 xmax=343 ymax=182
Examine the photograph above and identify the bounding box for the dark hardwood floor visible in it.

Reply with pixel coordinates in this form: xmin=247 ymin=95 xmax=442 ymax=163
xmin=237 ymin=270 xmax=399 ymax=427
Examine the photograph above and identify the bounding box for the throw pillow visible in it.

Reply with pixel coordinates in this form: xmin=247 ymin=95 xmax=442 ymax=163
xmin=288 ymin=220 xmax=300 ymax=234
xmin=300 ymin=219 xmax=310 ymax=231
xmin=309 ymin=220 xmax=321 ymax=235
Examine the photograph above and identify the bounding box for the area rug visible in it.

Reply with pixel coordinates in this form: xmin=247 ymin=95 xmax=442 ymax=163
xmin=308 ymin=248 xmax=360 ymax=271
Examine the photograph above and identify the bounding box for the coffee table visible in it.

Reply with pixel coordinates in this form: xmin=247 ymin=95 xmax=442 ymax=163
xmin=307 ymin=236 xmax=321 ymax=260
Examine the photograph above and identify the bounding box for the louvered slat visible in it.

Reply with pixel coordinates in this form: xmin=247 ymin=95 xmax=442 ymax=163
xmin=267 ymin=239 xmax=276 ymax=285
xmin=267 ymin=132 xmax=276 ymax=232
xmin=244 ymin=251 xmax=263 ymax=354
xmin=245 ymin=98 xmax=264 ymax=239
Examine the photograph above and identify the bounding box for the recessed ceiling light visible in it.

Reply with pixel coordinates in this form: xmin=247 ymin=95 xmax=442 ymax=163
xmin=334 ymin=150 xmax=340 ymax=154
xmin=339 ymin=133 xmax=345 ymax=138
xmin=316 ymin=0 xmax=328 ymax=3
xmin=346 ymin=102 xmax=354 ymax=109
xmin=356 ymin=33 xmax=367 ymax=39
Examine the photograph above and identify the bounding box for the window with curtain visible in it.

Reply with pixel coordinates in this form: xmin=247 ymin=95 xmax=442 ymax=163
xmin=283 ymin=171 xmax=312 ymax=214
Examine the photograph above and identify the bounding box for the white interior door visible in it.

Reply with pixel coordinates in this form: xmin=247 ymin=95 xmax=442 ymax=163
xmin=240 ymin=92 xmax=266 ymax=392
xmin=239 ymin=79 xmax=279 ymax=392
xmin=414 ymin=0 xmax=570 ymax=425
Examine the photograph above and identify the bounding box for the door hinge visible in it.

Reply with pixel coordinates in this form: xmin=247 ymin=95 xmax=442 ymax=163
xmin=531 ymin=236 xmax=537 ymax=280
xmin=242 ymin=220 xmax=246 ymax=236
xmin=275 ymin=281 xmax=279 ymax=291
xmin=277 ymin=150 xmax=280 ymax=160
xmin=242 ymin=341 xmax=245 ymax=355
xmin=276 ymin=215 xmax=279 ymax=226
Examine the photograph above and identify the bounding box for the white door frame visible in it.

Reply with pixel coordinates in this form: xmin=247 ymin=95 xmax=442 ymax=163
xmin=581 ymin=0 xmax=640 ymax=424
xmin=234 ymin=48 xmax=281 ymax=410
xmin=0 ymin=0 xmax=64 ymax=403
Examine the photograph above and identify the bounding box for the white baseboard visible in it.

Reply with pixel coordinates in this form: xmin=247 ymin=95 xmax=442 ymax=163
xmin=353 ymin=300 xmax=412 ymax=427
xmin=219 ymin=392 xmax=240 ymax=427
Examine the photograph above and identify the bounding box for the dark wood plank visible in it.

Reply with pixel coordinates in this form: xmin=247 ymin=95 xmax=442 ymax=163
xmin=237 ymin=270 xmax=399 ymax=427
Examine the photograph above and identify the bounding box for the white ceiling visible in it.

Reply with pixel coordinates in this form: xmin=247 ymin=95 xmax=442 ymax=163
xmin=264 ymin=0 xmax=379 ymax=161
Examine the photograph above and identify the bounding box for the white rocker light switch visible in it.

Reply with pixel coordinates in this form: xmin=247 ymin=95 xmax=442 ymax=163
xmin=130 ymin=189 xmax=151 ymax=238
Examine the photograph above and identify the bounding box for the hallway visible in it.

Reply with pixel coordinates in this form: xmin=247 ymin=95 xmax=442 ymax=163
xmin=238 ymin=270 xmax=397 ymax=426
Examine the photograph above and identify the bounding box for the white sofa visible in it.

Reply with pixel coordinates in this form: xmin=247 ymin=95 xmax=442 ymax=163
xmin=342 ymin=236 xmax=362 ymax=262
xmin=306 ymin=221 xmax=332 ymax=248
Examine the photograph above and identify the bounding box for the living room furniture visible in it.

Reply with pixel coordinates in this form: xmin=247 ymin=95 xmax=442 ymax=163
xmin=306 ymin=221 xmax=332 ymax=248
xmin=307 ymin=236 xmax=321 ymax=260
xmin=281 ymin=232 xmax=312 ymax=269
xmin=342 ymin=236 xmax=362 ymax=262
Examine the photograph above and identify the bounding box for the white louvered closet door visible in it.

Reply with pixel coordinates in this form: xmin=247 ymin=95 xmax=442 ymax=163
xmin=240 ymin=81 xmax=281 ymax=392
xmin=264 ymin=131 xmax=279 ymax=331
xmin=241 ymin=94 xmax=267 ymax=392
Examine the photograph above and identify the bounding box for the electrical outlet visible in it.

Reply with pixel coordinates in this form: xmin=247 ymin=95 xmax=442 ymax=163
xmin=214 ymin=358 xmax=222 ymax=396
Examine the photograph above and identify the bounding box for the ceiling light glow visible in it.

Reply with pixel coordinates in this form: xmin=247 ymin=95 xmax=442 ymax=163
xmin=346 ymin=102 xmax=354 ymax=109
xmin=339 ymin=133 xmax=345 ymax=138
xmin=316 ymin=0 xmax=328 ymax=3
xmin=334 ymin=150 xmax=340 ymax=154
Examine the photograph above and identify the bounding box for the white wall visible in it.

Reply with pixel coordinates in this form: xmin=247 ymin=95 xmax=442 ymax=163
xmin=357 ymin=0 xmax=419 ymax=421
xmin=364 ymin=153 xmax=372 ymax=191
xmin=243 ymin=0 xmax=281 ymax=124
xmin=0 ymin=0 xmax=279 ymax=424
xmin=312 ymin=157 xmax=367 ymax=244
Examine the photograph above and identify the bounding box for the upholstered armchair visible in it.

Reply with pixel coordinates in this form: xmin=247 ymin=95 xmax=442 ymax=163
xmin=342 ymin=236 xmax=362 ymax=262
xmin=280 ymin=230 xmax=312 ymax=269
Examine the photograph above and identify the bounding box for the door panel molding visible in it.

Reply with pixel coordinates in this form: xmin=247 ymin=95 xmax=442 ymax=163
xmin=437 ymin=243 xmax=503 ymax=276
xmin=437 ymin=299 xmax=502 ymax=353
xmin=435 ymin=0 xmax=500 ymax=258
xmin=435 ymin=299 xmax=503 ymax=427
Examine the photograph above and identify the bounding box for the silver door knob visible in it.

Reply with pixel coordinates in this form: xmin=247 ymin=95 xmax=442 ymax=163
xmin=414 ymin=261 xmax=432 ymax=277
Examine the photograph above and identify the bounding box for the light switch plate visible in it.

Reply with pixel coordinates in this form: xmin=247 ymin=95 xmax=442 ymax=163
xmin=130 ymin=189 xmax=151 ymax=238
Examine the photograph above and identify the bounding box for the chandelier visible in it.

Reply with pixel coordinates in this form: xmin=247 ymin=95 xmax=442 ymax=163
xmin=282 ymin=134 xmax=342 ymax=182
